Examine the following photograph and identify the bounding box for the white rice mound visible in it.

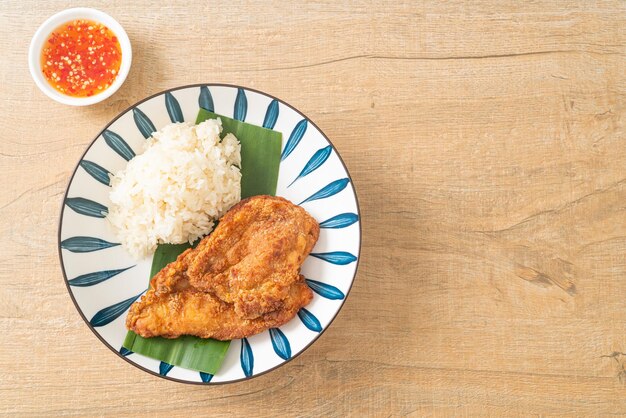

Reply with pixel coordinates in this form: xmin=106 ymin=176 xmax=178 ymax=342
xmin=107 ymin=119 xmax=241 ymax=259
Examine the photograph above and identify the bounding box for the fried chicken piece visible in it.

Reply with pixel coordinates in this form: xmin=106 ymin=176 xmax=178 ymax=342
xmin=127 ymin=279 xmax=312 ymax=340
xmin=126 ymin=195 xmax=318 ymax=340
xmin=186 ymin=195 xmax=319 ymax=319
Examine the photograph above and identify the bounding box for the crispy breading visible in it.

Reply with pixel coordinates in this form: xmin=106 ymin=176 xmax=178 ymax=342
xmin=126 ymin=195 xmax=318 ymax=340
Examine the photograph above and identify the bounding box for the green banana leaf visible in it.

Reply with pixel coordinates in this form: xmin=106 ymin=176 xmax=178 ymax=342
xmin=122 ymin=109 xmax=282 ymax=375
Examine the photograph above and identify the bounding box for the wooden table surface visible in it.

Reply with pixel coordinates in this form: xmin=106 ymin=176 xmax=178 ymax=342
xmin=1 ymin=1 xmax=625 ymax=416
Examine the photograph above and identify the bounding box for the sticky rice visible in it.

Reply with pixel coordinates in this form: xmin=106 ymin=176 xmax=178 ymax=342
xmin=107 ymin=119 xmax=241 ymax=258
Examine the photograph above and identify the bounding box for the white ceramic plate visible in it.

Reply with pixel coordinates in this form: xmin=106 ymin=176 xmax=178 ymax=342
xmin=58 ymin=84 xmax=361 ymax=384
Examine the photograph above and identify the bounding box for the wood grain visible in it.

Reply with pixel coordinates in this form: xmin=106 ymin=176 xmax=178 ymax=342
xmin=1 ymin=0 xmax=625 ymax=416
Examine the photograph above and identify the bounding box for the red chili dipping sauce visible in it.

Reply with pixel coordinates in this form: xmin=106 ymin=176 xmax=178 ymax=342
xmin=40 ymin=19 xmax=122 ymax=97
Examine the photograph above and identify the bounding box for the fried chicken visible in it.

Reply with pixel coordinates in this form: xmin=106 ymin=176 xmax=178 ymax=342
xmin=126 ymin=195 xmax=319 ymax=340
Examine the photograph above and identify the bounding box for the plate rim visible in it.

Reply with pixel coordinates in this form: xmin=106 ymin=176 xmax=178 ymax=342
xmin=57 ymin=83 xmax=362 ymax=385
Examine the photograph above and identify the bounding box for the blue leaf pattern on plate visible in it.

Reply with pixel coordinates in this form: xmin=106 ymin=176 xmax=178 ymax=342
xmin=240 ymin=338 xmax=253 ymax=377
xmin=263 ymin=99 xmax=279 ymax=129
xmin=165 ymin=92 xmax=184 ymax=122
xmin=159 ymin=361 xmax=174 ymax=376
xmin=305 ymin=279 xmax=345 ymax=300
xmin=132 ymin=108 xmax=156 ymax=139
xmin=199 ymin=372 xmax=214 ymax=383
xmin=60 ymin=236 xmax=120 ymax=253
xmin=310 ymin=251 xmax=357 ymax=265
xmin=234 ymin=88 xmax=247 ymax=121
xmin=90 ymin=292 xmax=143 ymax=327
xmin=269 ymin=328 xmax=291 ymax=360
xmin=58 ymin=86 xmax=362 ymax=383
xmin=319 ymin=213 xmax=359 ymax=229
xmin=297 ymin=308 xmax=322 ymax=332
xmin=199 ymin=86 xmax=214 ymax=112
xmin=281 ymin=119 xmax=307 ymax=161
xmin=102 ymin=130 xmax=135 ymax=161
xmin=79 ymin=160 xmax=111 ymax=186
xmin=68 ymin=266 xmax=134 ymax=287
xmin=288 ymin=145 xmax=332 ymax=187
xmin=298 ymin=178 xmax=349 ymax=205
xmin=65 ymin=197 xmax=108 ymax=218
xmin=119 ymin=347 xmax=133 ymax=356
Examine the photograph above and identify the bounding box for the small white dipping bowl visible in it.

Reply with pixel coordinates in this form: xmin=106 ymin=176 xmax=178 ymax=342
xmin=28 ymin=8 xmax=132 ymax=106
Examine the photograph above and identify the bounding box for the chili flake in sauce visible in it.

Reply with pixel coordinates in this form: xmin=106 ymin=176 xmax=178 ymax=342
xmin=41 ymin=19 xmax=121 ymax=97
